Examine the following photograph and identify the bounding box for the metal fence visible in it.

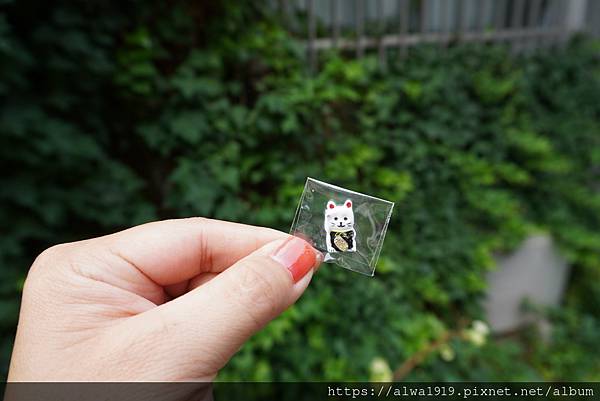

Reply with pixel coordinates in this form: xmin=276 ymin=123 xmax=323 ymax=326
xmin=277 ymin=0 xmax=598 ymax=69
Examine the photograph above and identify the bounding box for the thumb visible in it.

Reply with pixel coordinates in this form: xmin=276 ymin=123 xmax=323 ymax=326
xmin=121 ymin=237 xmax=322 ymax=378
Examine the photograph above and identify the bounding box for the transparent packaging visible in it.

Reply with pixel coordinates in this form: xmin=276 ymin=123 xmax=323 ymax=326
xmin=290 ymin=177 xmax=394 ymax=276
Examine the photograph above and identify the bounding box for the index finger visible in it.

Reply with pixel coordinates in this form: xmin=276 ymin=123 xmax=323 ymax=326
xmin=102 ymin=217 xmax=289 ymax=286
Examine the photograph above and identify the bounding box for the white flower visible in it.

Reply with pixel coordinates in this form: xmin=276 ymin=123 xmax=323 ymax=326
xmin=464 ymin=320 xmax=490 ymax=347
xmin=472 ymin=320 xmax=490 ymax=336
xmin=369 ymin=357 xmax=393 ymax=382
xmin=439 ymin=344 xmax=455 ymax=362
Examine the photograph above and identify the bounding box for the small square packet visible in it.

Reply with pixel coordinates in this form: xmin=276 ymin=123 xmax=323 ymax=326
xmin=290 ymin=178 xmax=394 ymax=276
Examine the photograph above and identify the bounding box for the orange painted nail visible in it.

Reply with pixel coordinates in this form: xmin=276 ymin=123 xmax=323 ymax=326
xmin=270 ymin=237 xmax=318 ymax=282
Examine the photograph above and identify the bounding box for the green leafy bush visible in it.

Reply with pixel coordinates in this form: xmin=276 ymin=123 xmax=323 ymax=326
xmin=1 ymin=0 xmax=599 ymax=380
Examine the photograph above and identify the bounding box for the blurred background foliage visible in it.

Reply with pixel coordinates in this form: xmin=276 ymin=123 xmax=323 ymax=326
xmin=1 ymin=0 xmax=600 ymax=381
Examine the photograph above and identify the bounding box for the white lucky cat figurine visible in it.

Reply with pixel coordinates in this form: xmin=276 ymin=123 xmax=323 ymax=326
xmin=324 ymin=199 xmax=356 ymax=253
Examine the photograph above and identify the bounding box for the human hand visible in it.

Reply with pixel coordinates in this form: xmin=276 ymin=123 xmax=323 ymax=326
xmin=8 ymin=218 xmax=322 ymax=381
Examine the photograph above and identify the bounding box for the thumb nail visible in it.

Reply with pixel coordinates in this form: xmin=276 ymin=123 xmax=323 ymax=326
xmin=270 ymin=237 xmax=319 ymax=283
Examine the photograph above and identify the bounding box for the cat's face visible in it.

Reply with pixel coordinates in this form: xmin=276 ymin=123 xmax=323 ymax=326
xmin=325 ymin=199 xmax=354 ymax=230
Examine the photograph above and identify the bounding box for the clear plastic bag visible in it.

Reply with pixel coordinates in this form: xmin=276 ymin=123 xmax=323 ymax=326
xmin=290 ymin=178 xmax=394 ymax=276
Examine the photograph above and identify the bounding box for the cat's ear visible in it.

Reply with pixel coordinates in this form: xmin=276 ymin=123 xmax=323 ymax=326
xmin=327 ymin=200 xmax=336 ymax=209
xmin=344 ymin=199 xmax=352 ymax=208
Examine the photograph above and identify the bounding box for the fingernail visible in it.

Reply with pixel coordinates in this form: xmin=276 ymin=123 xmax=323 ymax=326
xmin=270 ymin=237 xmax=318 ymax=283
xmin=314 ymin=250 xmax=324 ymax=272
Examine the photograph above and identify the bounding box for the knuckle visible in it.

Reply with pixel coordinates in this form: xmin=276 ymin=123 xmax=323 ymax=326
xmin=182 ymin=216 xmax=209 ymax=226
xmin=23 ymin=243 xmax=75 ymax=298
xmin=28 ymin=243 xmax=72 ymax=279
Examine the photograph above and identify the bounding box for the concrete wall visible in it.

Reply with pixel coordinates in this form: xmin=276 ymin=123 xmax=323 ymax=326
xmin=484 ymin=235 xmax=570 ymax=333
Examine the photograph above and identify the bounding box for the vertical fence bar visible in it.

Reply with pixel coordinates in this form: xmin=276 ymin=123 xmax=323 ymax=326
xmin=456 ymin=0 xmax=466 ymax=35
xmin=542 ymin=0 xmax=564 ymax=47
xmin=528 ymin=0 xmax=543 ymax=27
xmin=591 ymin=1 xmax=600 ymax=38
xmin=510 ymin=0 xmax=526 ymax=51
xmin=540 ymin=0 xmax=558 ymax=47
xmin=560 ymin=0 xmax=571 ymax=46
xmin=511 ymin=0 xmax=526 ymax=28
xmin=356 ymin=0 xmax=364 ymax=58
xmin=476 ymin=0 xmax=486 ymax=31
xmin=549 ymin=0 xmax=561 ymax=46
xmin=420 ymin=0 xmax=428 ymax=36
xmin=331 ymin=0 xmax=340 ymax=49
xmin=494 ymin=0 xmax=507 ymax=31
xmin=527 ymin=0 xmax=543 ymax=49
xmin=377 ymin=0 xmax=386 ymax=65
xmin=555 ymin=0 xmax=571 ymax=46
xmin=439 ymin=0 xmax=449 ymax=46
xmin=400 ymin=0 xmax=410 ymax=35
xmin=399 ymin=0 xmax=410 ymax=56
xmin=307 ymin=0 xmax=316 ymax=71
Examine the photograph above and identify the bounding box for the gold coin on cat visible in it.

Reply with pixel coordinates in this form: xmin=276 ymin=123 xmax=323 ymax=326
xmin=334 ymin=235 xmax=349 ymax=251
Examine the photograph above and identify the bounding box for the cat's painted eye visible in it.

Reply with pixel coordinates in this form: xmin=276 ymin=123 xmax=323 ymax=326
xmin=334 ymin=217 xmax=338 ymax=220
xmin=344 ymin=217 xmax=348 ymax=220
